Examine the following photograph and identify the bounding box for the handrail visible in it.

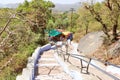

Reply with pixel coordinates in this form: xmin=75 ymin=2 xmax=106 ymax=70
xmin=56 ymin=46 xmax=120 ymax=80
xmin=92 ymin=58 xmax=120 ymax=68
xmin=59 ymin=49 xmax=120 ymax=69
xmin=70 ymin=55 xmax=120 ymax=80
xmin=72 ymin=53 xmax=120 ymax=68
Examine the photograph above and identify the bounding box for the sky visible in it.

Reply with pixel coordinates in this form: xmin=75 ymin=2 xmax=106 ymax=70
xmin=0 ymin=0 xmax=104 ymax=4
xmin=0 ymin=0 xmax=31 ymax=4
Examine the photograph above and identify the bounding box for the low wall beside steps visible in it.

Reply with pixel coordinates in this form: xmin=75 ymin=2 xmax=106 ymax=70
xmin=16 ymin=44 xmax=51 ymax=80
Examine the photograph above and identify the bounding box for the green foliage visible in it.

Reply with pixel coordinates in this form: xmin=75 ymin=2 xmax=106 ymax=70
xmin=0 ymin=42 xmax=37 ymax=80
xmin=47 ymin=19 xmax=55 ymax=30
xmin=17 ymin=0 xmax=54 ymax=33
xmin=17 ymin=0 xmax=30 ymax=12
xmin=76 ymin=5 xmax=98 ymax=35
xmin=53 ymin=11 xmax=79 ymax=32
xmin=17 ymin=0 xmax=55 ymax=44
xmin=0 ymin=7 xmax=39 ymax=79
xmin=94 ymin=2 xmax=102 ymax=12
xmin=0 ymin=67 xmax=16 ymax=80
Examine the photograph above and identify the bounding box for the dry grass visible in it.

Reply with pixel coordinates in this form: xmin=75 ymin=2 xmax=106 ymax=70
xmin=73 ymin=32 xmax=85 ymax=42
xmin=91 ymin=45 xmax=120 ymax=65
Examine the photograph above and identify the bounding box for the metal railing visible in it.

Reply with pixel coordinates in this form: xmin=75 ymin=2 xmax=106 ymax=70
xmin=55 ymin=44 xmax=120 ymax=80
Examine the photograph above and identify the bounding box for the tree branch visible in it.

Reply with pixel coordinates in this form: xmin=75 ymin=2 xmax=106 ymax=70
xmin=17 ymin=13 xmax=35 ymax=26
xmin=85 ymin=4 xmax=110 ymax=38
xmin=105 ymin=0 xmax=112 ymax=11
xmin=0 ymin=13 xmax=17 ymax=36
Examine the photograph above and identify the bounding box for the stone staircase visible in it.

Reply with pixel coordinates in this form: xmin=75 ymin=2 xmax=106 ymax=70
xmin=16 ymin=43 xmax=120 ymax=80
xmin=35 ymin=50 xmax=73 ymax=80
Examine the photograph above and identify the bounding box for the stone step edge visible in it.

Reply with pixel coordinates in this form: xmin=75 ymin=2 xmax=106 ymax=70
xmin=37 ymin=63 xmax=60 ymax=67
xmin=39 ymin=58 xmax=55 ymax=61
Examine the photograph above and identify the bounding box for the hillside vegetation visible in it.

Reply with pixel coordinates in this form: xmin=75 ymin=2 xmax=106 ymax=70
xmin=0 ymin=0 xmax=54 ymax=79
xmin=0 ymin=0 xmax=120 ymax=80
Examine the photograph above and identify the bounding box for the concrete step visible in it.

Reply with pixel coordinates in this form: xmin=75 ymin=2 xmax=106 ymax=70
xmin=35 ymin=49 xmax=73 ymax=80
xmin=35 ymin=73 xmax=73 ymax=80
xmin=40 ymin=51 xmax=54 ymax=58
xmin=39 ymin=58 xmax=56 ymax=61
xmin=35 ymin=75 xmax=60 ymax=80
xmin=37 ymin=63 xmax=60 ymax=67
xmin=38 ymin=58 xmax=57 ymax=64
xmin=38 ymin=66 xmax=62 ymax=75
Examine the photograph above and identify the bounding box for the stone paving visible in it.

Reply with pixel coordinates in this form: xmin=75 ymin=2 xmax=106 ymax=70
xmin=35 ymin=50 xmax=73 ymax=80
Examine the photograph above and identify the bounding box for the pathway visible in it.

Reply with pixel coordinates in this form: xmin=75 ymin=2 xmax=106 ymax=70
xmin=35 ymin=50 xmax=73 ymax=80
xmin=35 ymin=42 xmax=120 ymax=80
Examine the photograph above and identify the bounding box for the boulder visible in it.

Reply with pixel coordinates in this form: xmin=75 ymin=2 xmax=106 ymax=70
xmin=77 ymin=31 xmax=105 ymax=55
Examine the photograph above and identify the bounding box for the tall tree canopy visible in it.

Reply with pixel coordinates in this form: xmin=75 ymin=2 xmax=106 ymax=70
xmin=17 ymin=0 xmax=54 ymax=35
xmin=17 ymin=0 xmax=55 ymax=45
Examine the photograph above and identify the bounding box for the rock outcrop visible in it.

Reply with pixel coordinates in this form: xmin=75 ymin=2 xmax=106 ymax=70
xmin=107 ymin=40 xmax=120 ymax=57
xmin=77 ymin=31 xmax=105 ymax=55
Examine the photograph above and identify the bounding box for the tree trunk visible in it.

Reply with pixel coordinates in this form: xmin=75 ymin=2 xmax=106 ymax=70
xmin=112 ymin=24 xmax=118 ymax=40
xmin=101 ymin=23 xmax=110 ymax=39
xmin=85 ymin=25 xmax=88 ymax=34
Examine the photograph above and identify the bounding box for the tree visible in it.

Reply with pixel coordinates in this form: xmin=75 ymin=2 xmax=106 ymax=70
xmin=85 ymin=0 xmax=120 ymax=41
xmin=105 ymin=0 xmax=120 ymax=40
xmin=46 ymin=19 xmax=55 ymax=30
xmin=0 ymin=8 xmax=39 ymax=79
xmin=53 ymin=12 xmax=69 ymax=29
xmin=17 ymin=0 xmax=55 ymax=44
xmin=0 ymin=8 xmax=36 ymax=59
xmin=74 ymin=6 xmax=92 ymax=34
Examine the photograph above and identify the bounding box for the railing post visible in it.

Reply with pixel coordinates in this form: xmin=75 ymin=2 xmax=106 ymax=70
xmin=80 ymin=59 xmax=83 ymax=73
xmin=67 ymin=54 xmax=70 ymax=62
xmin=64 ymin=40 xmax=69 ymax=62
xmin=86 ymin=58 xmax=91 ymax=73
xmin=80 ymin=58 xmax=91 ymax=74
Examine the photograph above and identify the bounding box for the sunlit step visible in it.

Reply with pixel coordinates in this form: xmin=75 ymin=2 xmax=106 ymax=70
xmin=35 ymin=74 xmax=67 ymax=80
xmin=37 ymin=63 xmax=60 ymax=67
xmin=39 ymin=58 xmax=55 ymax=61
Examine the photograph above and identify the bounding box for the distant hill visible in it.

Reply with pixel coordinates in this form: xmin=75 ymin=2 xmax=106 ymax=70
xmin=52 ymin=3 xmax=81 ymax=12
xmin=0 ymin=2 xmax=81 ymax=12
xmin=0 ymin=3 xmax=19 ymax=8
